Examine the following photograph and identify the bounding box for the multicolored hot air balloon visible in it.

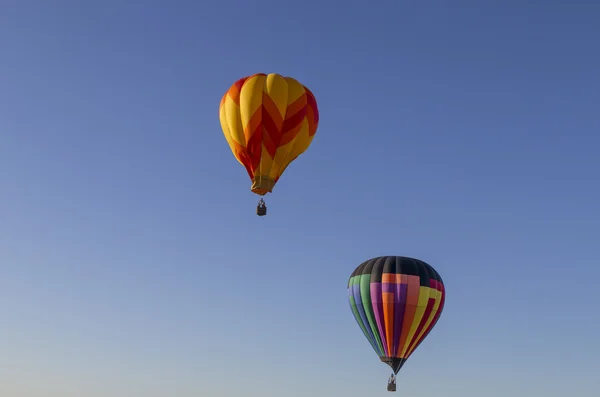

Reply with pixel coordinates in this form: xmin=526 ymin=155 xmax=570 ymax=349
xmin=347 ymin=256 xmax=446 ymax=392
xmin=219 ymin=73 xmax=319 ymax=216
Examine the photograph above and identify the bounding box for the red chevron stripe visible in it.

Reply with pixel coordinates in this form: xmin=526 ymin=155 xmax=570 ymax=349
xmin=306 ymin=87 xmax=319 ymax=131
xmin=261 ymin=94 xmax=284 ymax=158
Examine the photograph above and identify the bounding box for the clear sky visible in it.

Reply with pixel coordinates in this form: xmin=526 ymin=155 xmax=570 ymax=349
xmin=1 ymin=1 xmax=599 ymax=396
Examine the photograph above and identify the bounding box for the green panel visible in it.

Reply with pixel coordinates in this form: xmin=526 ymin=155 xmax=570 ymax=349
xmin=359 ymin=273 xmax=384 ymax=355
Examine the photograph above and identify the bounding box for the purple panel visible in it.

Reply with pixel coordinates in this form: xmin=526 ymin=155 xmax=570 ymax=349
xmin=370 ymin=282 xmax=388 ymax=356
xmin=393 ymin=283 xmax=407 ymax=356
xmin=382 ymin=282 xmax=395 ymax=293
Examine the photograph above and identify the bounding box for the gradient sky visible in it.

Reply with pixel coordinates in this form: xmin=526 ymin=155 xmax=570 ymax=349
xmin=1 ymin=1 xmax=599 ymax=396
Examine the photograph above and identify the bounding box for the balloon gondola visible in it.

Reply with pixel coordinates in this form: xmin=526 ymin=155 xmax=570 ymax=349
xmin=347 ymin=256 xmax=446 ymax=392
xmin=256 ymin=198 xmax=267 ymax=216
xmin=387 ymin=374 xmax=396 ymax=392
xmin=219 ymin=73 xmax=320 ymax=216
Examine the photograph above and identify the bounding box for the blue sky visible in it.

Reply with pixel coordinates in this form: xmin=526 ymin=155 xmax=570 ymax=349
xmin=1 ymin=1 xmax=599 ymax=396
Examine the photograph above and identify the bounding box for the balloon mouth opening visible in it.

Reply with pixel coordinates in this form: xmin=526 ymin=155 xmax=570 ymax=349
xmin=251 ymin=176 xmax=276 ymax=195
xmin=380 ymin=357 xmax=406 ymax=374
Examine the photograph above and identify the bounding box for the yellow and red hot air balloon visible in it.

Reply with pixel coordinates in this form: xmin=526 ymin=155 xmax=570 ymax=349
xmin=219 ymin=73 xmax=319 ymax=216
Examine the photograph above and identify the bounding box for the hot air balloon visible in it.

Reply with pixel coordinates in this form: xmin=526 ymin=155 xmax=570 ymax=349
xmin=219 ymin=73 xmax=320 ymax=216
xmin=347 ymin=256 xmax=446 ymax=392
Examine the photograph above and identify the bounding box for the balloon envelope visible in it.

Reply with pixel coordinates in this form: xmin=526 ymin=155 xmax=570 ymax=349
xmin=219 ymin=73 xmax=319 ymax=195
xmin=347 ymin=256 xmax=446 ymax=374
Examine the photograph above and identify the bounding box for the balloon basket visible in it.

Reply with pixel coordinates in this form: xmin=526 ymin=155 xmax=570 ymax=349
xmin=387 ymin=382 xmax=396 ymax=392
xmin=256 ymin=198 xmax=267 ymax=216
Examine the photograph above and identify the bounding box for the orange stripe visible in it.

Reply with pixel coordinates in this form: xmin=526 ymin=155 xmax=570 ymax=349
xmin=227 ymin=78 xmax=246 ymax=106
xmin=381 ymin=274 xmax=395 ymax=283
xmin=230 ymin=140 xmax=253 ymax=177
xmin=227 ymin=73 xmax=265 ymax=107
xmin=382 ymin=274 xmax=405 ymax=283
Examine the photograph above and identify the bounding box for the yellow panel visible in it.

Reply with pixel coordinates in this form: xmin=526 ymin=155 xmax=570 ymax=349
xmin=271 ymin=119 xmax=313 ymax=179
xmin=264 ymin=74 xmax=288 ymax=118
xmin=399 ymin=286 xmax=432 ymax=358
xmin=219 ymin=101 xmax=244 ymax=166
xmin=221 ymin=96 xmax=246 ymax=147
xmin=284 ymin=77 xmax=306 ymax=104
xmin=258 ymin=144 xmax=274 ymax=180
xmin=219 ymin=101 xmax=234 ymax=147
xmin=239 ymin=75 xmax=266 ymax=139
xmin=285 ymin=120 xmax=313 ymax=159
